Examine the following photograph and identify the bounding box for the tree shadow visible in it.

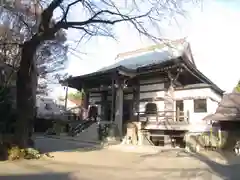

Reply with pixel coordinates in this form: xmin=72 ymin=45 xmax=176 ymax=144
xmin=189 ymin=150 xmax=240 ymax=180
xmin=0 ymin=172 xmax=87 ymax=180
xmin=183 ymin=133 xmax=240 ymax=179
xmin=137 ymin=144 xmax=240 ymax=179
xmin=183 ymin=91 xmax=240 ymax=179
xmin=34 ymin=136 xmax=104 ymax=154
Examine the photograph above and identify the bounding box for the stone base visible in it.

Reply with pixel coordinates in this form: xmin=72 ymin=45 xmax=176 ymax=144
xmin=184 ymin=131 xmax=220 ymax=152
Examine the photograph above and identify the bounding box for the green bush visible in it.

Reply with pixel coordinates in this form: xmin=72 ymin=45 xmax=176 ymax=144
xmin=7 ymin=146 xmax=41 ymax=161
xmin=8 ymin=146 xmax=25 ymax=161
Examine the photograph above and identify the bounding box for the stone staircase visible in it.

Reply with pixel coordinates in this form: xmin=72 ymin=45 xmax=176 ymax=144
xmin=46 ymin=122 xmax=100 ymax=144
xmin=72 ymin=122 xmax=99 ymax=142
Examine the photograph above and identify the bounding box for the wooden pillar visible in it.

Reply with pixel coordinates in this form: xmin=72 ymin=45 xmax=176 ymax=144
xmin=64 ymin=84 xmax=69 ymax=110
xmin=110 ymin=78 xmax=116 ymax=122
xmin=132 ymin=79 xmax=140 ymax=121
xmin=81 ymin=86 xmax=89 ymax=120
xmin=132 ymin=79 xmax=141 ymax=145
xmin=101 ymin=91 xmax=108 ymax=121
xmin=82 ymin=89 xmax=89 ymax=109
xmin=115 ymin=79 xmax=124 ymax=137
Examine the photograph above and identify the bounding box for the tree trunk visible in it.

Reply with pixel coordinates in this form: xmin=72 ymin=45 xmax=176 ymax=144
xmin=15 ymin=38 xmax=40 ymax=148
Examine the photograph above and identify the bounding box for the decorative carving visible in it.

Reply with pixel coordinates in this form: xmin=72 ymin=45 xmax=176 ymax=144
xmin=167 ymin=69 xmax=181 ymax=87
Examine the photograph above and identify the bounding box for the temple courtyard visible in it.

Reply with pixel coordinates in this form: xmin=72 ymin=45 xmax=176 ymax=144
xmin=0 ymin=137 xmax=239 ymax=180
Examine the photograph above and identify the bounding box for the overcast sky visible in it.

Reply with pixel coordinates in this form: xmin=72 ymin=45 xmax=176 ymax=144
xmin=52 ymin=0 xmax=240 ymax=97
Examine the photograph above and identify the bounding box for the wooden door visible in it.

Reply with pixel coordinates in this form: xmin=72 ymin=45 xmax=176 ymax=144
xmin=176 ymin=100 xmax=184 ymax=121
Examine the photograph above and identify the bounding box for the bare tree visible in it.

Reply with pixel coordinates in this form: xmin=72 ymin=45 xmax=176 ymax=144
xmin=0 ymin=0 xmax=193 ymax=147
xmin=0 ymin=3 xmax=68 ymax=94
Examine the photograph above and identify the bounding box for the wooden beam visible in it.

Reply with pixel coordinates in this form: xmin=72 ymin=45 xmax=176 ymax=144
xmin=118 ymin=69 xmax=136 ymax=78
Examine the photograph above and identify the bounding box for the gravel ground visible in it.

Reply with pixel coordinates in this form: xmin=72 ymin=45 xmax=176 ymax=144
xmin=0 ymin=137 xmax=239 ymax=180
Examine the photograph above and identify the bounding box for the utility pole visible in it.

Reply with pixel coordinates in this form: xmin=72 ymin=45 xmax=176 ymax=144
xmin=64 ymin=83 xmax=68 ymax=110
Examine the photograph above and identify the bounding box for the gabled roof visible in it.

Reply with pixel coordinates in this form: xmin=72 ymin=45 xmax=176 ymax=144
xmin=65 ymin=39 xmax=223 ymax=95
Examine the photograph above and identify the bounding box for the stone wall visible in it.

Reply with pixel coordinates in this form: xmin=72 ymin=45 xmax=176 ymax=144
xmin=185 ymin=130 xmax=240 ymax=152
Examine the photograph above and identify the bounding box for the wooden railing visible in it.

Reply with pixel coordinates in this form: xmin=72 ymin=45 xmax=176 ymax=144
xmin=136 ymin=109 xmax=189 ymax=123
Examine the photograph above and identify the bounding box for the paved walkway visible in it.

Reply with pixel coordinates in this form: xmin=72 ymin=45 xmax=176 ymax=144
xmin=0 ymin=137 xmax=239 ymax=180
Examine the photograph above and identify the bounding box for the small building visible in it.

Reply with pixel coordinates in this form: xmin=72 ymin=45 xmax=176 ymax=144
xmin=203 ymin=86 xmax=240 ymax=149
xmin=64 ymin=39 xmax=224 ymax=147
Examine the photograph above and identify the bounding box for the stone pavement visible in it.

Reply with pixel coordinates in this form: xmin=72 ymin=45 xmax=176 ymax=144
xmin=0 ymin=137 xmax=239 ymax=180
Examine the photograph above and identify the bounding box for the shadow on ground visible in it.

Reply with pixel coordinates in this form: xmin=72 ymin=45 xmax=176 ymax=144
xmin=16 ymin=136 xmax=240 ymax=179
xmin=34 ymin=136 xmax=105 ymax=154
xmin=0 ymin=172 xmax=87 ymax=180
xmin=140 ymin=148 xmax=240 ymax=179
xmin=191 ymin=151 xmax=240 ymax=180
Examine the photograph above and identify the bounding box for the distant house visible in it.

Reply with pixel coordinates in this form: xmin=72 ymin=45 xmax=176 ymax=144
xmin=64 ymin=39 xmax=224 ymax=146
xmin=56 ymin=96 xmax=82 ymax=114
xmin=36 ymin=96 xmax=64 ymax=119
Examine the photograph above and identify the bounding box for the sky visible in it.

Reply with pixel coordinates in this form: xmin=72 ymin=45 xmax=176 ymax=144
xmin=52 ymin=0 xmax=240 ymax=97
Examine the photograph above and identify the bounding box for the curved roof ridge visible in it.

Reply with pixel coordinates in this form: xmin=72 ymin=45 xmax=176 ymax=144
xmin=115 ymin=38 xmax=187 ymax=61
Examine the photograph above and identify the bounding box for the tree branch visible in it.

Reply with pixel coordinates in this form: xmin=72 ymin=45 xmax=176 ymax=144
xmin=61 ymin=0 xmax=83 ymax=22
xmin=39 ymin=0 xmax=64 ymax=32
xmin=58 ymin=10 xmax=151 ymax=30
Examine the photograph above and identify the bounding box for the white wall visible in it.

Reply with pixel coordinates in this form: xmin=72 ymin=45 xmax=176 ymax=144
xmin=174 ymin=88 xmax=221 ymax=124
xmin=87 ymin=84 xmax=222 ymax=125
xmin=137 ymin=85 xmax=222 ymax=124
xmin=174 ymin=88 xmax=221 ymax=101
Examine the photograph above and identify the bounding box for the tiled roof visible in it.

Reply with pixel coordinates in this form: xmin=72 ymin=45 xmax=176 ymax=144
xmin=98 ymin=39 xmax=188 ymax=72
xmin=65 ymin=38 xmax=224 ymax=95
xmin=203 ymin=89 xmax=240 ymax=121
xmin=115 ymin=38 xmax=186 ymax=60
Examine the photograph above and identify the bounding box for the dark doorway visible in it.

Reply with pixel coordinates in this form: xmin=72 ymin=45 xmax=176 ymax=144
xmin=103 ymin=101 xmax=112 ymax=121
xmin=106 ymin=102 xmax=112 ymax=121
xmin=123 ymin=100 xmax=132 ymax=121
